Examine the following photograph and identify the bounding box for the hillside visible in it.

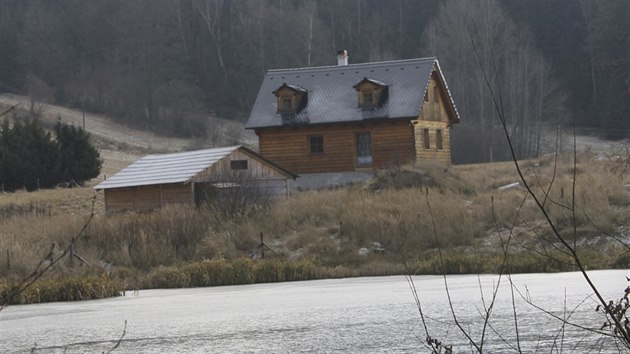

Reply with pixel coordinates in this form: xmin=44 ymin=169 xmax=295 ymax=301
xmin=0 ymin=94 xmax=257 ymax=178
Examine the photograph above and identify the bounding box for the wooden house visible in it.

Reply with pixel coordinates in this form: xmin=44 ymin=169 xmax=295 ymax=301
xmin=94 ymin=146 xmax=296 ymax=213
xmin=246 ymin=52 xmax=460 ymax=174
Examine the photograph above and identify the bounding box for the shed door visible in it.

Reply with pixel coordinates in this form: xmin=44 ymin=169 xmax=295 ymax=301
xmin=356 ymin=133 xmax=372 ymax=166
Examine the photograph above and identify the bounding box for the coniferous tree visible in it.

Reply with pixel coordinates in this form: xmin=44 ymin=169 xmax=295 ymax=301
xmin=0 ymin=118 xmax=101 ymax=191
xmin=55 ymin=121 xmax=101 ymax=186
xmin=0 ymin=118 xmax=59 ymax=191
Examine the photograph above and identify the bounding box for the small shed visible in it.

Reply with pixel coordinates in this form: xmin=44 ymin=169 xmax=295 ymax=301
xmin=94 ymin=145 xmax=297 ymax=213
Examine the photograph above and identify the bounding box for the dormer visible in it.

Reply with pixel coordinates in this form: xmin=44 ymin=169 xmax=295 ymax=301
xmin=353 ymin=77 xmax=389 ymax=110
xmin=272 ymin=83 xmax=308 ymax=114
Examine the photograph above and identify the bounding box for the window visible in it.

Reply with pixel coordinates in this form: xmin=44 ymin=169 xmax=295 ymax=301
xmin=273 ymin=83 xmax=308 ymax=114
xmin=433 ymin=86 xmax=441 ymax=120
xmin=353 ymin=78 xmax=388 ymax=109
xmin=310 ymin=135 xmax=324 ymax=154
xmin=230 ymin=160 xmax=248 ymax=170
xmin=424 ymin=90 xmax=429 ymax=102
xmin=436 ymin=129 xmax=443 ymax=150
xmin=356 ymin=133 xmax=372 ymax=166
xmin=282 ymin=96 xmax=293 ymax=111
xmin=362 ymin=91 xmax=374 ymax=106
xmin=423 ymin=129 xmax=430 ymax=149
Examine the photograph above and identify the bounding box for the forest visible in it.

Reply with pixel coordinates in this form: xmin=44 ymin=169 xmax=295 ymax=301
xmin=0 ymin=0 xmax=628 ymax=163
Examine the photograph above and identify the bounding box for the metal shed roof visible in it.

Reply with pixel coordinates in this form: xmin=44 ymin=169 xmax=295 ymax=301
xmin=94 ymin=146 xmax=241 ymax=190
xmin=246 ymin=57 xmax=460 ymax=129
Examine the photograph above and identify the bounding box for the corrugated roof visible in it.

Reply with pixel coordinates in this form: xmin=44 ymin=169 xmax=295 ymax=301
xmin=94 ymin=146 xmax=240 ymax=190
xmin=246 ymin=57 xmax=460 ymax=129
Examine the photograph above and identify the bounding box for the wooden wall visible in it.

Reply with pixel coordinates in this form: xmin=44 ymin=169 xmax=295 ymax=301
xmin=102 ymin=147 xmax=293 ymax=213
xmin=412 ymin=120 xmax=451 ymax=165
xmin=412 ymin=74 xmax=455 ymax=165
xmin=195 ymin=149 xmax=291 ymax=199
xmin=198 ymin=149 xmax=289 ymax=181
xmin=104 ymin=183 xmax=191 ymax=213
xmin=256 ymin=120 xmax=415 ymax=174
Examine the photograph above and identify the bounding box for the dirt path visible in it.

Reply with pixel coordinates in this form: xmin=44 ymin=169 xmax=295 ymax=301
xmin=540 ymin=126 xmax=629 ymax=156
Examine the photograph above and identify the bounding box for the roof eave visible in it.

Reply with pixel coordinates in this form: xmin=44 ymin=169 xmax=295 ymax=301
xmin=249 ymin=116 xmax=419 ymax=130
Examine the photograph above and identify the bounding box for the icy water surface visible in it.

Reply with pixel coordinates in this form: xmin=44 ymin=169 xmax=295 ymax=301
xmin=1 ymin=270 xmax=627 ymax=353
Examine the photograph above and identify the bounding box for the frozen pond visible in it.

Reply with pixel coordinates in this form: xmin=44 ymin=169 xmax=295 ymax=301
xmin=1 ymin=270 xmax=627 ymax=353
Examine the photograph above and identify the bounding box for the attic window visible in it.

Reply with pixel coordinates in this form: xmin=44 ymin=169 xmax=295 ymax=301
xmin=362 ymin=91 xmax=374 ymax=107
xmin=353 ymin=77 xmax=388 ymax=110
xmin=282 ymin=96 xmax=293 ymax=111
xmin=230 ymin=160 xmax=248 ymax=170
xmin=273 ymin=83 xmax=308 ymax=114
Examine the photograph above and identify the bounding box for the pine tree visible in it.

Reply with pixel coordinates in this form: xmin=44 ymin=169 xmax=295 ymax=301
xmin=55 ymin=121 xmax=102 ymax=186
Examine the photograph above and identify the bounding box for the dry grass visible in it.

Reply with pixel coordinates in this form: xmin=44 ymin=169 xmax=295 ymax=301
xmin=0 ymin=153 xmax=628 ymax=300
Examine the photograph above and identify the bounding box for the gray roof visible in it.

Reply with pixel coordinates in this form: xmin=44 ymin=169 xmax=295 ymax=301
xmin=246 ymin=57 xmax=460 ymax=129
xmin=94 ymin=146 xmax=241 ymax=190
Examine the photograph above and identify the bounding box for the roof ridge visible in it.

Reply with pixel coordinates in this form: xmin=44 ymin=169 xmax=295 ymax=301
xmin=267 ymin=57 xmax=436 ymax=74
xmin=143 ymin=145 xmax=241 ymax=158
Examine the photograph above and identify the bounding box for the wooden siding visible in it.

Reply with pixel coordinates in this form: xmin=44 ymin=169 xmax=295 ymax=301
xmin=104 ymin=183 xmax=192 ymax=213
xmin=420 ymin=70 xmax=458 ymax=125
xmin=256 ymin=120 xmax=415 ymax=174
xmin=197 ymin=149 xmax=289 ymax=181
xmin=411 ymin=73 xmax=454 ymax=165
xmin=412 ymin=120 xmax=451 ymax=165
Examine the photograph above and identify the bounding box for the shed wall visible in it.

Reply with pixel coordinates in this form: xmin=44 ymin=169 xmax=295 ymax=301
xmin=104 ymin=183 xmax=192 ymax=213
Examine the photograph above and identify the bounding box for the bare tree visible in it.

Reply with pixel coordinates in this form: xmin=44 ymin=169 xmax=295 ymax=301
xmin=421 ymin=0 xmax=567 ymax=163
xmin=195 ymin=0 xmax=229 ymax=80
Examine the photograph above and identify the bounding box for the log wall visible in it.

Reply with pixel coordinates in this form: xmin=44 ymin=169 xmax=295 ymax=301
xmin=412 ymin=120 xmax=451 ymax=165
xmin=256 ymin=120 xmax=415 ymax=174
xmin=104 ymin=183 xmax=192 ymax=213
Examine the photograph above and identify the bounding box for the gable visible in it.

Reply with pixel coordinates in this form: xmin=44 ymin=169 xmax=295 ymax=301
xmin=419 ymin=63 xmax=460 ymax=125
xmin=247 ymin=57 xmax=456 ymax=129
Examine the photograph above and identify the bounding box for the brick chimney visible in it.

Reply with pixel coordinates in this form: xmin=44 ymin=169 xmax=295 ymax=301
xmin=337 ymin=50 xmax=349 ymax=66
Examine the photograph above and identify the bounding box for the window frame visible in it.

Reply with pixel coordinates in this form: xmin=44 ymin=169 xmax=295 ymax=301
xmin=355 ymin=132 xmax=373 ymax=167
xmin=362 ymin=91 xmax=374 ymax=107
xmin=436 ymin=129 xmax=443 ymax=150
xmin=309 ymin=135 xmax=324 ymax=154
xmin=281 ymin=95 xmax=293 ymax=112
xmin=423 ymin=128 xmax=430 ymax=150
xmin=230 ymin=160 xmax=248 ymax=170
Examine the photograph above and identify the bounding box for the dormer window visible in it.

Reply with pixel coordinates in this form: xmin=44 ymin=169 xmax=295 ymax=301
xmin=282 ymin=96 xmax=293 ymax=111
xmin=362 ymin=91 xmax=374 ymax=106
xmin=353 ymin=77 xmax=388 ymax=110
xmin=273 ymin=83 xmax=308 ymax=114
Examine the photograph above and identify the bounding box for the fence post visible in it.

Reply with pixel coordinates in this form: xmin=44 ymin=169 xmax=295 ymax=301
xmin=69 ymin=244 xmax=74 ymax=267
xmin=260 ymin=232 xmax=264 ymax=259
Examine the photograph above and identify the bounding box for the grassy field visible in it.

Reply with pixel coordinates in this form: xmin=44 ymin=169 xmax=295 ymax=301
xmin=1 ymin=150 xmax=629 ymax=304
